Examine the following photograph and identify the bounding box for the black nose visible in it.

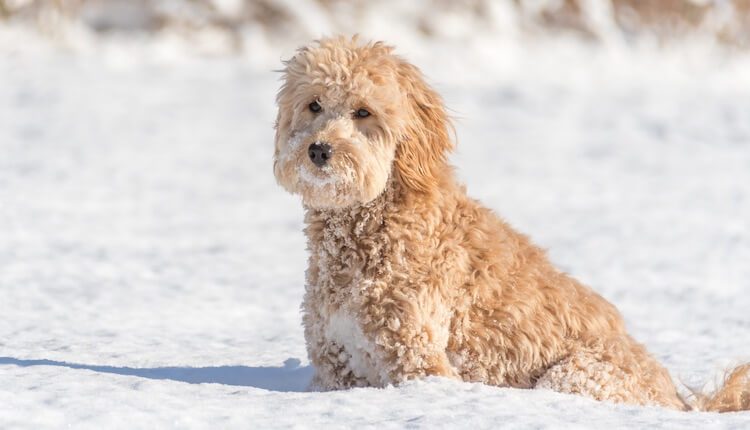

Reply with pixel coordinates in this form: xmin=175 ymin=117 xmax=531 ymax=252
xmin=308 ymin=142 xmax=332 ymax=167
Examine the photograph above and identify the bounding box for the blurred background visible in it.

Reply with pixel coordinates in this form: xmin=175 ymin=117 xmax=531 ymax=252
xmin=2 ymin=0 xmax=750 ymax=62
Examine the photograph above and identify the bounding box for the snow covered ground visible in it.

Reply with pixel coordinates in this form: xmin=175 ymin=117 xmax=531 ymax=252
xmin=2 ymin=26 xmax=750 ymax=428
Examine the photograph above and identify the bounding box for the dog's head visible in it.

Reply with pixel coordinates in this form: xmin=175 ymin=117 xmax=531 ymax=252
xmin=273 ymin=36 xmax=453 ymax=209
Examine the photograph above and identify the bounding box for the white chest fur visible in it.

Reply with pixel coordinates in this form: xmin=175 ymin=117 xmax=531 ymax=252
xmin=324 ymin=309 xmax=383 ymax=385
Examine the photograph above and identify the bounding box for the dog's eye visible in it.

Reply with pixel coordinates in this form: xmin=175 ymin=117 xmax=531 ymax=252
xmin=309 ymin=101 xmax=322 ymax=113
xmin=354 ymin=108 xmax=370 ymax=119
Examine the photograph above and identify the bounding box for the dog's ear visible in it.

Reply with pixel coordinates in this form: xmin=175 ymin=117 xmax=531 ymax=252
xmin=393 ymin=61 xmax=454 ymax=194
xmin=274 ymin=60 xmax=297 ymax=160
xmin=274 ymin=95 xmax=292 ymax=159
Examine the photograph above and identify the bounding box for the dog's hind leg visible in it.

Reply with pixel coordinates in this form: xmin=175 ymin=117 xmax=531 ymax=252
xmin=534 ymin=336 xmax=687 ymax=410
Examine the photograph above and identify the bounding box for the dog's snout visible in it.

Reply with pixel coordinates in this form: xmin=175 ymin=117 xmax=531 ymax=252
xmin=308 ymin=142 xmax=332 ymax=167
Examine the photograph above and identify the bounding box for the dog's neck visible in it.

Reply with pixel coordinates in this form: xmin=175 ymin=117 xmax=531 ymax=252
xmin=304 ymin=179 xmax=401 ymax=240
xmin=302 ymin=176 xmax=457 ymax=292
xmin=301 ymin=179 xmax=409 ymax=286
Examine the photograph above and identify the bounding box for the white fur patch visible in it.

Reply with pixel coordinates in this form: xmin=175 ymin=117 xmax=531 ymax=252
xmin=298 ymin=165 xmax=338 ymax=187
xmin=287 ymin=131 xmax=309 ymax=151
xmin=325 ymin=309 xmax=382 ymax=384
xmin=278 ymin=131 xmax=310 ymax=165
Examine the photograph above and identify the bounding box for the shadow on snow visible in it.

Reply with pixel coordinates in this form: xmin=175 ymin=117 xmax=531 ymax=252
xmin=0 ymin=356 xmax=313 ymax=392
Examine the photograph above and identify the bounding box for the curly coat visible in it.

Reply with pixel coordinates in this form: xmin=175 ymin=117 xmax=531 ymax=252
xmin=273 ymin=36 xmax=750 ymax=412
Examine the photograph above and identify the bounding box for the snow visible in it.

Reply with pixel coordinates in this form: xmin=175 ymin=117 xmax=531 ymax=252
xmin=2 ymin=22 xmax=750 ymax=428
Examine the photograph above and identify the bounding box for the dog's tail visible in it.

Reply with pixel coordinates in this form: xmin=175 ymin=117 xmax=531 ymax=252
xmin=685 ymin=363 xmax=750 ymax=412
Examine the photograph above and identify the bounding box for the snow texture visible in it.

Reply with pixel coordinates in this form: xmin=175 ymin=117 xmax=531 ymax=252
xmin=2 ymin=24 xmax=750 ymax=429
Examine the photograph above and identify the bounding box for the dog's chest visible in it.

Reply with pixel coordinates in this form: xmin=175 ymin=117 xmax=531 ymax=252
xmin=307 ymin=203 xmax=396 ymax=385
xmin=323 ymin=308 xmax=382 ymax=384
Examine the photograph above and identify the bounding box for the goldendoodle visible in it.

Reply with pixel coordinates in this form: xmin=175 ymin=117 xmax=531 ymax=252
xmin=273 ymin=36 xmax=749 ymax=412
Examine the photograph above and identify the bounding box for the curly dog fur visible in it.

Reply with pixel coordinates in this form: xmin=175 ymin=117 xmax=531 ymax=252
xmin=273 ymin=36 xmax=750 ymax=412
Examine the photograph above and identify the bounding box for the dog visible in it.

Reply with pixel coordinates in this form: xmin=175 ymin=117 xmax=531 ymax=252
xmin=272 ymin=36 xmax=749 ymax=412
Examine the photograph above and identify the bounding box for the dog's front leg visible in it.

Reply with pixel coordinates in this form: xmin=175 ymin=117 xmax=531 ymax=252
xmin=363 ymin=290 xmax=458 ymax=385
xmin=303 ymin=296 xmax=372 ymax=391
xmin=307 ymin=340 xmax=370 ymax=391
